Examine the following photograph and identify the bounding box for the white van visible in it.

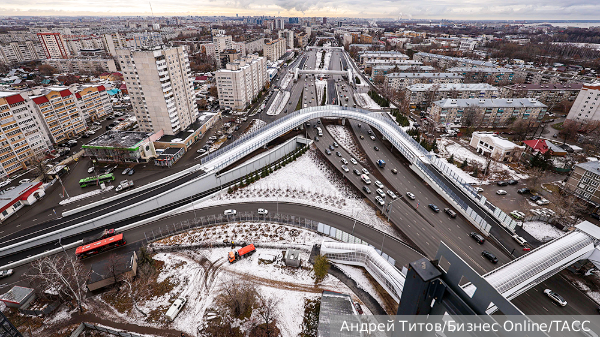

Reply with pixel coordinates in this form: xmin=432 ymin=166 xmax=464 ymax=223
xmin=224 ymin=209 xmax=237 ymax=216
xmin=166 ymin=297 xmax=187 ymax=321
xmin=361 ymin=174 xmax=371 ymax=184
xmin=316 ymin=127 xmax=323 ymax=137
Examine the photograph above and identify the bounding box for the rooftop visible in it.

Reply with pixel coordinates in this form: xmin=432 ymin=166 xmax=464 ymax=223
xmin=506 ymin=83 xmax=583 ymax=91
xmin=0 ymin=182 xmax=43 ymax=213
xmin=575 ymin=160 xmax=600 ymax=173
xmin=317 ymin=290 xmax=359 ymax=337
xmin=473 ymin=132 xmax=519 ymax=149
xmin=386 ymin=72 xmax=463 ymax=79
xmin=0 ymin=286 xmax=34 ymax=304
xmin=447 ymin=67 xmax=518 ymax=73
xmin=88 ymin=252 xmax=136 ymax=285
xmin=157 ymin=115 xmax=211 ymax=143
xmin=433 ymin=98 xmax=546 ymax=108
xmin=83 ymin=131 xmax=152 ymax=149
xmin=407 ymin=83 xmax=498 ymax=92
xmin=415 ymin=52 xmax=495 ymax=67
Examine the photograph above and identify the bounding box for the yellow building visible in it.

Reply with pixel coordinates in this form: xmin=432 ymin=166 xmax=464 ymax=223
xmin=31 ymin=87 xmax=87 ymax=144
xmin=75 ymin=85 xmax=113 ymax=122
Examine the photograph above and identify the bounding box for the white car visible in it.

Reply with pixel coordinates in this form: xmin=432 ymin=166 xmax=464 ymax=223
xmin=0 ymin=269 xmax=13 ymax=279
xmin=376 ymin=188 xmax=386 ymax=198
xmin=341 ymin=158 xmax=348 ymax=165
xmin=350 ymin=158 xmax=358 ymax=165
xmin=510 ymin=211 xmax=525 ymax=220
xmin=341 ymin=165 xmax=349 ymax=172
xmin=375 ymin=196 xmax=385 ymax=206
xmin=362 ymin=168 xmax=369 ymax=175
xmin=223 ymin=209 xmax=237 ymax=216
xmin=406 ymin=192 xmax=416 ymax=200
xmin=512 ymin=234 xmax=527 ymax=246
xmin=496 ymin=190 xmax=507 ymax=195
xmin=374 ymin=181 xmax=384 ymax=189
xmin=536 ymin=198 xmax=550 ymax=205
xmin=0 ymin=180 xmax=11 ymax=188
xmin=257 ymin=208 xmax=268 ymax=215
xmin=18 ymin=179 xmax=31 ymax=184
xmin=87 ymin=167 xmax=95 ymax=174
xmin=166 ymin=297 xmax=187 ymax=321
xmin=370 ymin=135 xmax=376 ymax=141
xmin=387 ymin=190 xmax=397 ymax=199
xmin=474 ymin=187 xmax=484 ymax=192
xmin=543 ymin=289 xmax=567 ymax=307
xmin=539 ymin=208 xmax=555 ymax=216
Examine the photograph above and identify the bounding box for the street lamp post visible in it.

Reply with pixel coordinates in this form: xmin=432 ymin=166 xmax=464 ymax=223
xmin=58 ymin=175 xmax=70 ymax=199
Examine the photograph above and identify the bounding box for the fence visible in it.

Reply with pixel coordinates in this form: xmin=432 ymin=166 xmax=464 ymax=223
xmin=19 ymin=300 xmax=60 ymax=317
xmin=143 ymin=211 xmax=423 ymax=268
xmin=70 ymin=322 xmax=148 ymax=337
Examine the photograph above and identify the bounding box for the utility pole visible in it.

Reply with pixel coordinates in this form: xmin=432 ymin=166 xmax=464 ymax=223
xmin=58 ymin=175 xmax=69 ymax=199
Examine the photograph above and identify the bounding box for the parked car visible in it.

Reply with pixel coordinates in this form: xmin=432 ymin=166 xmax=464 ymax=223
xmin=497 ymin=181 xmax=508 ymax=186
xmin=507 ymin=179 xmax=519 ymax=185
xmin=341 ymin=165 xmax=349 ymax=172
xmin=496 ymin=190 xmax=507 ymax=195
xmin=474 ymin=187 xmax=484 ymax=192
xmin=363 ymin=186 xmax=371 ymax=194
xmin=482 ymin=251 xmax=498 ymax=264
xmin=530 ymin=195 xmax=542 ymax=202
xmin=87 ymin=167 xmax=95 ymax=174
xmin=444 ymin=208 xmax=457 ymax=218
xmin=121 ymin=168 xmax=130 ymax=175
xmin=470 ymin=232 xmax=485 ymax=244
xmin=257 ymin=208 xmax=268 ymax=215
xmin=428 ymin=204 xmax=440 ymax=212
xmin=517 ymin=188 xmax=530 ymax=194
xmin=0 ymin=180 xmax=11 ymax=188
xmin=510 ymin=211 xmax=526 ymax=220
xmin=127 ymin=169 xmax=135 ymax=176
xmin=0 ymin=269 xmax=13 ymax=279
xmin=543 ymin=289 xmax=567 ymax=307
xmin=18 ymin=179 xmax=31 ymax=184
xmin=224 ymin=209 xmax=237 ymax=216
xmin=391 ymin=168 xmax=398 ymax=174
xmin=536 ymin=198 xmax=550 ymax=205
xmin=197 ymin=148 xmax=207 ymax=154
xmin=592 ymin=213 xmax=600 ymax=220
xmin=512 ymin=234 xmax=527 ymax=246
xmin=406 ymin=192 xmax=416 ymax=200
xmin=375 ymin=196 xmax=385 ymax=206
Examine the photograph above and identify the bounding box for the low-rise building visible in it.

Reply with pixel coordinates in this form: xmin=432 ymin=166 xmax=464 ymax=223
xmin=154 ymin=147 xmax=185 ymax=167
xmin=406 ymin=83 xmax=499 ymax=106
xmin=43 ymin=57 xmax=117 ymax=74
xmin=522 ymin=139 xmax=567 ymax=157
xmin=0 ymin=182 xmax=45 ymax=222
xmin=82 ymin=130 xmax=159 ymax=163
xmin=317 ymin=290 xmax=359 ymax=336
xmin=359 ymin=51 xmax=409 ymax=65
xmin=447 ymin=67 xmax=526 ymax=84
xmin=216 ymin=55 xmax=267 ymax=110
xmin=430 ymin=98 xmax=547 ymax=127
xmin=371 ymin=65 xmax=434 ymax=77
xmin=0 ymin=286 xmax=35 ymax=309
xmin=469 ymin=132 xmax=523 ymax=162
xmin=414 ymin=52 xmax=494 ymax=69
xmin=565 ymin=161 xmax=600 ymax=206
xmin=566 ymin=82 xmax=600 ymax=124
xmin=384 ymin=73 xmax=463 ymax=91
xmin=502 ymin=83 xmax=582 ymax=106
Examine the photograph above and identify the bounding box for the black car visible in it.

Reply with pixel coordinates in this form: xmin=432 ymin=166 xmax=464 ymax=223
xmin=374 ymin=146 xmax=379 ymax=151
xmin=367 ymin=130 xmax=373 ymax=135
xmin=591 ymin=213 xmax=600 ymax=220
xmin=497 ymin=181 xmax=508 ymax=186
xmin=470 ymin=232 xmax=485 ymax=244
xmin=428 ymin=204 xmax=440 ymax=212
xmin=444 ymin=208 xmax=457 ymax=218
xmin=517 ymin=188 xmax=530 ymax=194
xmin=507 ymin=180 xmax=519 ymax=185
xmin=336 ymin=151 xmax=342 ymax=157
xmin=363 ymin=186 xmax=371 ymax=194
xmin=530 ymin=195 xmax=542 ymax=202
xmin=482 ymin=251 xmax=498 ymax=263
xmin=353 ymin=169 xmax=361 ymax=175
xmin=314 ymin=136 xmax=319 ymax=141
xmin=329 ymin=145 xmax=335 ymax=150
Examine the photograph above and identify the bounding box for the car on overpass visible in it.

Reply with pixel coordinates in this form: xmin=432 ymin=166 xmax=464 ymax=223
xmin=544 ymin=289 xmax=567 ymax=307
xmin=428 ymin=204 xmax=440 ymax=213
xmin=481 ymin=251 xmax=498 ymax=264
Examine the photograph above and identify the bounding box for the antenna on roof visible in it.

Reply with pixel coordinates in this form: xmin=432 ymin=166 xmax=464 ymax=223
xmin=149 ymin=1 xmax=154 ymax=16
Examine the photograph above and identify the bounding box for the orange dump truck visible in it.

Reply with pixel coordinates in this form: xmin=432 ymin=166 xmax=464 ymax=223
xmin=228 ymin=244 xmax=256 ymax=263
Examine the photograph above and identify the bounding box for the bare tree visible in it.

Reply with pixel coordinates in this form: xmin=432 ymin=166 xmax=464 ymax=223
xmin=217 ymin=277 xmax=257 ymax=318
xmin=550 ymin=190 xmax=589 ymax=227
xmin=256 ymin=292 xmax=281 ymax=337
xmin=26 ymin=254 xmax=89 ymax=313
xmin=123 ymin=272 xmax=147 ymax=317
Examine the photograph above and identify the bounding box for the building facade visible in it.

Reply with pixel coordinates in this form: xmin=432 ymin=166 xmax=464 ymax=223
xmin=406 ymin=83 xmax=499 ymax=106
xmin=37 ymin=32 xmax=70 ymax=59
xmin=469 ymin=132 xmax=523 ymax=162
xmin=430 ymin=98 xmax=547 ymax=127
xmin=414 ymin=52 xmax=494 ymax=69
xmin=501 ymin=83 xmax=582 ymax=106
xmin=385 ymin=73 xmax=463 ymax=90
xmin=116 ymin=46 xmax=198 ymax=136
xmin=447 ymin=67 xmax=527 ymax=85
xmin=43 ymin=57 xmax=117 ymax=74
xmin=278 ymin=30 xmax=294 ymax=49
xmin=30 ymin=87 xmax=88 ymax=144
xmin=566 ymin=83 xmax=600 ymax=124
xmin=74 ymin=85 xmax=113 ymax=122
xmin=359 ymin=51 xmax=409 ymax=65
xmin=565 ymin=161 xmax=600 ymax=206
xmin=216 ymin=55 xmax=267 ymax=110
xmin=0 ymin=41 xmax=41 ymax=65
xmin=263 ymin=38 xmax=286 ymax=61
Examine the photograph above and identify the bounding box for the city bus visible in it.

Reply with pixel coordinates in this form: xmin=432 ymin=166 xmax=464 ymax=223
xmin=75 ymin=233 xmax=127 ymax=259
xmin=79 ymin=173 xmax=115 ymax=187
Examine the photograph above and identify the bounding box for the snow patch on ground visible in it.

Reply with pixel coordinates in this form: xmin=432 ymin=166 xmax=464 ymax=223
xmin=241 ymin=119 xmax=267 ymax=137
xmin=522 ymin=221 xmax=564 ymax=241
xmin=59 ymin=185 xmax=114 ymax=205
xmin=266 ymin=91 xmax=290 ymax=116
xmin=315 ymin=79 xmax=326 ymax=105
xmin=280 ymin=73 xmax=293 ymax=90
xmin=181 ymin=151 xmax=398 ymax=237
xmin=572 ymin=280 xmax=600 ymax=305
xmin=325 ymin=124 xmax=366 ymax=163
xmin=335 ymin=264 xmax=386 ymax=311
xmin=437 ymin=138 xmax=528 ymax=184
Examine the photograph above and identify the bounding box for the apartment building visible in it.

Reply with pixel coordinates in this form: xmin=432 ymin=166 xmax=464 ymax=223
xmin=296 ymin=32 xmax=309 ymax=49
xmin=279 ymin=30 xmax=294 ymax=49
xmin=0 ymin=41 xmax=41 ymax=65
xmin=29 ymin=87 xmax=88 ymax=144
xmin=117 ymin=46 xmax=198 ymax=136
xmin=565 ymin=161 xmax=600 ymax=206
xmin=459 ymin=39 xmax=478 ymax=52
xmin=37 ymin=32 xmax=70 ymax=59
xmin=469 ymin=132 xmax=523 ymax=162
xmin=406 ymin=83 xmax=499 ymax=106
xmin=0 ymin=92 xmax=51 ymax=176
xmin=63 ymin=34 xmax=105 ymax=56
xmin=566 ymin=83 xmax=600 ymax=124
xmin=414 ymin=52 xmax=494 ymax=69
xmin=502 ymin=83 xmax=582 ymax=106
xmin=430 ymin=98 xmax=547 ymax=127
xmin=263 ymin=38 xmax=286 ymax=61
xmin=447 ymin=67 xmax=527 ymax=84
xmin=384 ymin=73 xmax=463 ymax=90
xmin=216 ymin=55 xmax=267 ymax=110
xmin=358 ymin=51 xmax=409 ymax=66
xmin=43 ymin=57 xmax=117 ymax=73
xmin=103 ymin=33 xmax=126 ymax=55
xmin=74 ymin=84 xmax=113 ymax=122
xmin=372 ymin=65 xmax=435 ymax=77
xmin=364 ymin=59 xmax=422 ymax=69
xmin=213 ymin=35 xmax=233 ymax=68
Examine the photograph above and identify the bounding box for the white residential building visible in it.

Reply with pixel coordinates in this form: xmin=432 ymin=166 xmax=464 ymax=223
xmin=117 ymin=46 xmax=198 ymax=136
xmin=385 ymin=73 xmax=464 ymax=90
xmin=213 ymin=35 xmax=233 ymax=68
xmin=406 ymin=83 xmax=499 ymax=106
xmin=0 ymin=41 xmax=42 ymax=64
xmin=279 ymin=30 xmax=294 ymax=49
xmin=74 ymin=84 xmax=113 ymax=122
xmin=469 ymin=132 xmax=524 ymax=162
xmin=263 ymin=38 xmax=286 ymax=61
xmin=37 ymin=32 xmax=70 ymax=59
xmin=359 ymin=51 xmax=409 ymax=65
xmin=566 ymin=83 xmax=600 ymax=124
xmin=216 ymin=55 xmax=267 ymax=110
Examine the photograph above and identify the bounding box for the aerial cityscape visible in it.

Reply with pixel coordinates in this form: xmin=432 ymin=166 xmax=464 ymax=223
xmin=0 ymin=11 xmax=599 ymax=337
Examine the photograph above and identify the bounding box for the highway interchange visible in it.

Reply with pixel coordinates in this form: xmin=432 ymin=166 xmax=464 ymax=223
xmin=0 ymin=44 xmax=598 ymax=317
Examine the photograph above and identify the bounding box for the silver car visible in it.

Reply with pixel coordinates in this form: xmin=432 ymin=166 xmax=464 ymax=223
xmin=406 ymin=192 xmax=416 ymax=200
xmin=376 ymin=188 xmax=386 ymax=198
xmin=544 ymin=289 xmax=567 ymax=307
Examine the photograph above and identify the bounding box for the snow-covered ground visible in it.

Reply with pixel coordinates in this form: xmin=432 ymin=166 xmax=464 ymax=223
xmin=521 ymin=221 xmax=565 ymax=241
xmin=325 ymin=124 xmax=366 ymax=163
xmin=572 ymin=279 xmax=600 ymax=305
xmin=240 ymin=119 xmax=267 ymax=137
xmin=280 ymin=73 xmax=293 ymax=90
xmin=59 ymin=185 xmax=114 ymax=205
xmin=335 ymin=264 xmax=386 ymax=311
xmin=315 ymin=79 xmax=326 ymax=105
xmin=437 ymin=138 xmax=528 ymax=184
xmin=182 ymin=150 xmax=399 ymax=237
xmin=354 ymin=93 xmax=381 ymax=110
xmin=266 ymin=91 xmax=290 ymax=116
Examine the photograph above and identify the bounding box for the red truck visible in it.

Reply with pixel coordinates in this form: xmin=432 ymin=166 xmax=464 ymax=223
xmin=228 ymin=244 xmax=256 ymax=263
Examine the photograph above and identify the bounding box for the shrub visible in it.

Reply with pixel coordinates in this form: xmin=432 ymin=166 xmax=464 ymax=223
xmin=313 ymin=255 xmax=330 ymax=284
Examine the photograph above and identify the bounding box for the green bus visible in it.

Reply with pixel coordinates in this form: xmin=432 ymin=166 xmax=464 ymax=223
xmin=79 ymin=173 xmax=115 ymax=187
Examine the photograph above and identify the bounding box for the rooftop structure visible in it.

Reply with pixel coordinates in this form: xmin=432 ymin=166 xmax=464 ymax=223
xmin=432 ymin=98 xmax=546 ymax=109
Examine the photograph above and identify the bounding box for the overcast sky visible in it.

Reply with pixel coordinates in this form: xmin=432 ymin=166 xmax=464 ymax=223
xmin=1 ymin=0 xmax=599 ymax=20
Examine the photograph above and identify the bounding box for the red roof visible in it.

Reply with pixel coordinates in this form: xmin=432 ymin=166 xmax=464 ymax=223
xmin=75 ymin=93 xmax=81 ymax=99
xmin=0 ymin=182 xmax=43 ymax=214
xmin=4 ymin=94 xmax=24 ymax=105
xmin=97 ymin=85 xmax=105 ymax=91
xmin=195 ymin=76 xmax=208 ymax=81
xmin=119 ymin=83 xmax=127 ymax=90
xmin=75 ymin=233 xmax=124 ymax=255
xmin=523 ymin=139 xmax=549 ymax=154
xmin=32 ymin=96 xmax=49 ymax=105
xmin=59 ymin=89 xmax=72 ymax=97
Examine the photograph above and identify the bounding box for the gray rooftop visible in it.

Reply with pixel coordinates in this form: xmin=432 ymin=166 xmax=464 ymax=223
xmin=83 ymin=131 xmax=152 ymax=149
xmin=317 ymin=290 xmax=359 ymax=337
xmin=575 ymin=161 xmax=600 ymax=173
xmin=433 ymin=98 xmax=546 ymax=108
xmin=373 ymin=65 xmax=435 ymax=71
xmin=386 ymin=72 xmax=463 ymax=79
xmin=359 ymin=51 xmax=408 ymax=57
xmin=416 ymin=52 xmax=495 ymax=67
xmin=447 ymin=67 xmax=518 ymax=73
xmin=506 ymin=83 xmax=583 ymax=91
xmin=0 ymin=286 xmax=34 ymax=304
xmin=407 ymin=83 xmax=499 ymax=92
xmin=0 ymin=182 xmax=41 ymax=210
